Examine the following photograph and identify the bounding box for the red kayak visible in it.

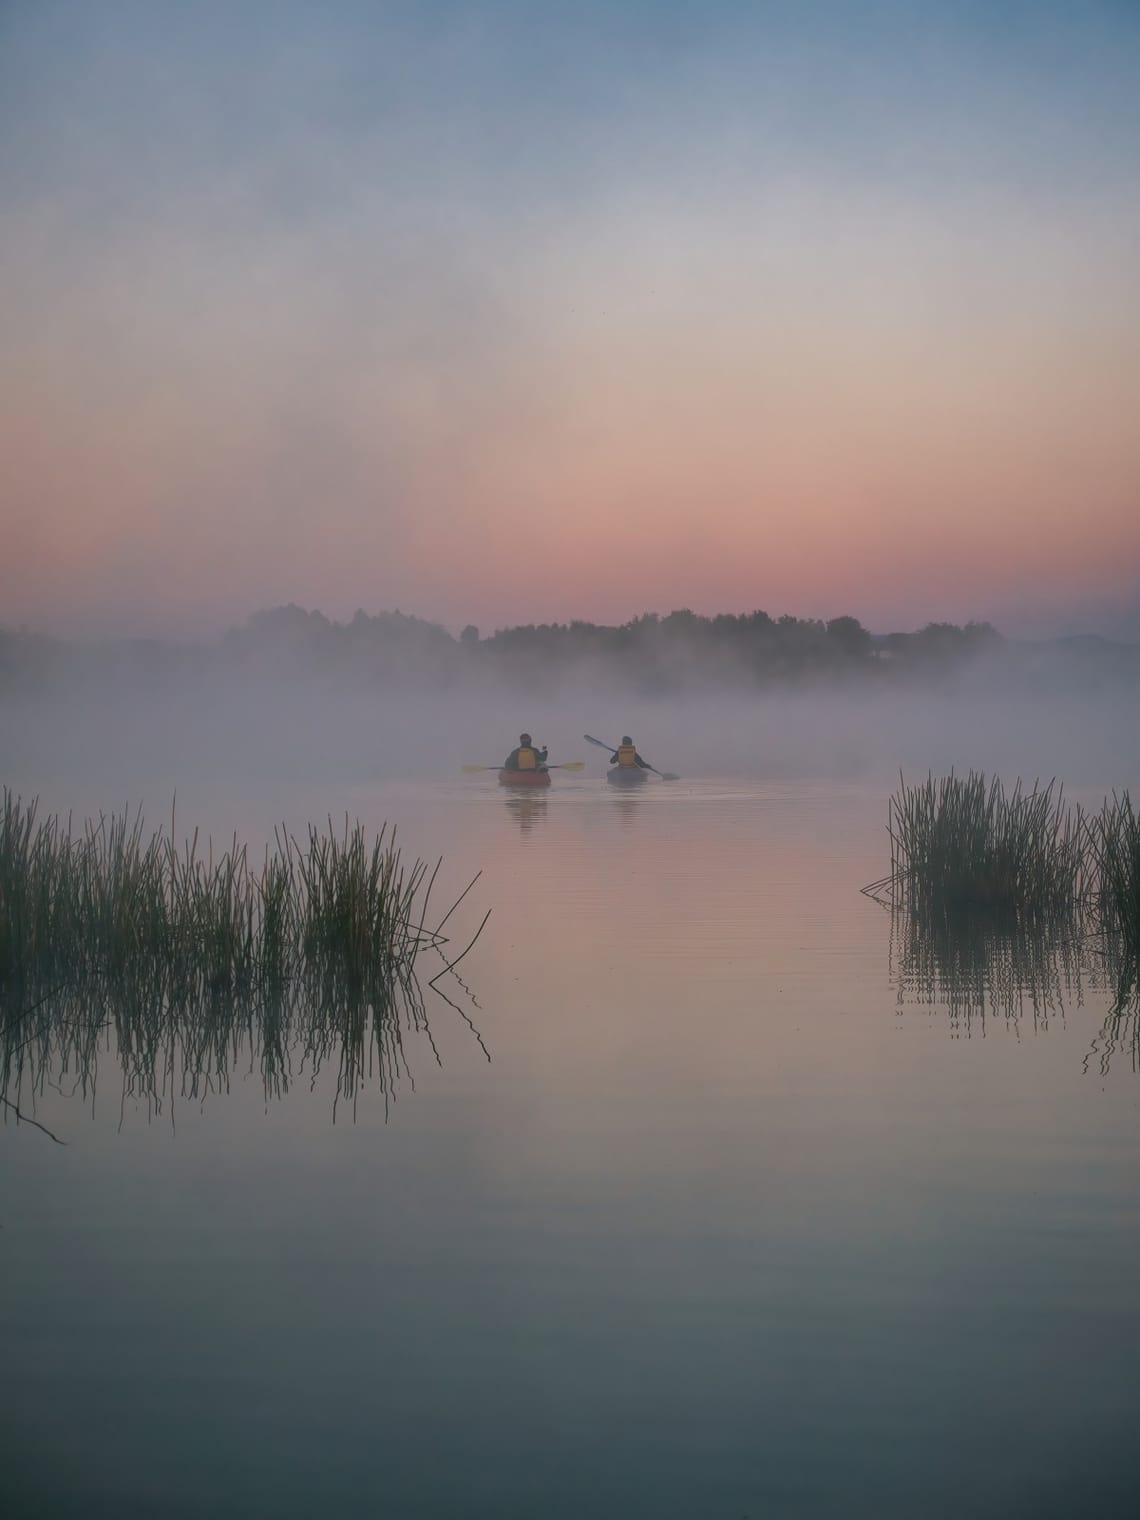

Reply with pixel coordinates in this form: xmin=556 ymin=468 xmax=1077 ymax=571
xmin=498 ymin=768 xmax=551 ymax=788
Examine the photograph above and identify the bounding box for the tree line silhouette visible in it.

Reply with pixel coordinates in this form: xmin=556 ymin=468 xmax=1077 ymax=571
xmin=1 ymin=604 xmax=1015 ymax=692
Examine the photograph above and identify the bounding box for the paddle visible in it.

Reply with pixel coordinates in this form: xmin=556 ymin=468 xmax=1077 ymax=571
xmin=582 ymin=734 xmax=679 ymax=781
xmin=462 ymin=761 xmax=585 ymax=773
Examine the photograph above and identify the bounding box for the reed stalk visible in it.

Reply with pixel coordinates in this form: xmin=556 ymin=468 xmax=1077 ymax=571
xmin=1 ymin=788 xmax=489 ymax=1125
xmin=0 ymin=788 xmax=475 ymax=1003
xmin=881 ymin=771 xmax=1084 ymax=921
xmin=1087 ymin=794 xmax=1140 ymax=956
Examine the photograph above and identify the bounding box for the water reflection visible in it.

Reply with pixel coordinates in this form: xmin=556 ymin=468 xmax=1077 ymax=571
xmin=1 ymin=963 xmax=488 ymax=1136
xmin=888 ymin=902 xmax=1084 ymax=1034
xmin=502 ymin=792 xmax=548 ymax=835
xmin=885 ymin=900 xmax=1140 ymax=1072
xmin=611 ymin=793 xmax=643 ymax=828
xmin=1084 ymin=939 xmax=1140 ymax=1076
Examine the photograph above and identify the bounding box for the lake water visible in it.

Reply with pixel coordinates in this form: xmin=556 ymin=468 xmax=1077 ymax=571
xmin=3 ymin=776 xmax=1139 ymax=1518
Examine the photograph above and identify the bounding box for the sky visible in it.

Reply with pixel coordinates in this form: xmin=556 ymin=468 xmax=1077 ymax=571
xmin=2 ymin=0 xmax=1139 ymax=640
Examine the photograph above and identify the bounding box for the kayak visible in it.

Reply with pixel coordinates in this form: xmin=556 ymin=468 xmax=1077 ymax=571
xmin=607 ymin=766 xmax=648 ymax=787
xmin=498 ymin=768 xmax=551 ymax=788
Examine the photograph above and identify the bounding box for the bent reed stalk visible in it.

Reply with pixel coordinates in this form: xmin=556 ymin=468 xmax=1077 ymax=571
xmin=0 ymin=788 xmax=480 ymax=1003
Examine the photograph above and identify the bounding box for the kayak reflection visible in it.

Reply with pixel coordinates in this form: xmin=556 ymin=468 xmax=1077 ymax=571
xmin=611 ymin=793 xmax=643 ymax=828
xmin=502 ymin=792 xmax=548 ymax=835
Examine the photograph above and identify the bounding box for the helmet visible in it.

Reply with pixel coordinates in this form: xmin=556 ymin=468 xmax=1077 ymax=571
xmin=520 ymin=733 xmax=532 ymax=745
xmin=621 ymin=736 xmax=632 ymax=745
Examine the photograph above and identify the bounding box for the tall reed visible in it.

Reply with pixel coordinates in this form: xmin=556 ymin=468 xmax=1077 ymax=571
xmin=864 ymin=776 xmax=1140 ymax=1065
xmin=1087 ymin=794 xmax=1140 ymax=956
xmin=0 ymin=788 xmax=477 ymax=1002
xmin=1 ymin=789 xmax=489 ymax=1129
xmin=881 ymin=771 xmax=1084 ymax=920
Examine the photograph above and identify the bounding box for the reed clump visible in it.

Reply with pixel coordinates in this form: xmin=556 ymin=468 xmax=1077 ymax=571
xmin=1086 ymin=793 xmax=1140 ymax=1014
xmin=1 ymin=789 xmax=490 ymax=1130
xmin=0 ymin=788 xmax=479 ymax=1003
xmin=1087 ymin=794 xmax=1140 ymax=959
xmin=878 ymin=771 xmax=1084 ymax=921
xmin=865 ymin=776 xmax=1140 ymax=1063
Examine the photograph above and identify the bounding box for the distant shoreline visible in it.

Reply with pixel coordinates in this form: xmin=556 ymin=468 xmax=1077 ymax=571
xmin=3 ymin=605 xmax=1139 ymax=696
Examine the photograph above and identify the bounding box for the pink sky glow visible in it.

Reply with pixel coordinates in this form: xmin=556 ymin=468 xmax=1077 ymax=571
xmin=3 ymin=8 xmax=1139 ymax=640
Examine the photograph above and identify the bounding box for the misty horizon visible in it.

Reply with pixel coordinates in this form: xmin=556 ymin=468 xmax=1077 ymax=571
xmin=6 ymin=594 xmax=1140 ymax=650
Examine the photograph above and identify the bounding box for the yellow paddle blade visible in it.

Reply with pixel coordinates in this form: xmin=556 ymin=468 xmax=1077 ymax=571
xmin=553 ymin=760 xmax=586 ymax=771
xmin=461 ymin=764 xmax=496 ymax=773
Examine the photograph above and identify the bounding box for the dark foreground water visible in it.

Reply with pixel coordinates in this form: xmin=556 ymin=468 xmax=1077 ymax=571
xmin=3 ymin=779 xmax=1139 ymax=1519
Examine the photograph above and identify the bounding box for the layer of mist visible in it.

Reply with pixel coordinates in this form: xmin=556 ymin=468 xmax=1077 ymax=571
xmin=3 ymin=604 xmax=1139 ymax=796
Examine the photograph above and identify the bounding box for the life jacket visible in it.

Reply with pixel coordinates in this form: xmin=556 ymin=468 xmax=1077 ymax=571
xmin=517 ymin=746 xmax=537 ymax=770
xmin=616 ymin=743 xmax=638 ymax=767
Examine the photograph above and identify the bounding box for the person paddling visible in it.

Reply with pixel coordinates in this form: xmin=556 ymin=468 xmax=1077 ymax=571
xmin=583 ymin=731 xmax=680 ymax=780
xmin=503 ymin=733 xmax=548 ymax=772
xmin=610 ymin=736 xmax=649 ymax=771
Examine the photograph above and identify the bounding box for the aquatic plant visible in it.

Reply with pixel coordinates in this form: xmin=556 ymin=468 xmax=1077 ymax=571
xmin=864 ymin=774 xmax=1140 ymax=1072
xmin=874 ymin=771 xmax=1085 ymax=921
xmin=0 ymin=788 xmax=490 ymax=1132
xmin=1087 ymin=793 xmax=1140 ymax=964
xmin=0 ymin=788 xmax=484 ymax=1007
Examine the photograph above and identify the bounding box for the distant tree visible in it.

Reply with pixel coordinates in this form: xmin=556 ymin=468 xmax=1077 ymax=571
xmin=662 ymin=608 xmax=698 ymax=629
xmin=962 ymin=620 xmax=1003 ymax=651
xmin=911 ymin=622 xmax=965 ymax=659
xmin=460 ymin=624 xmax=480 ymax=647
xmin=825 ymin=615 xmax=872 ymax=658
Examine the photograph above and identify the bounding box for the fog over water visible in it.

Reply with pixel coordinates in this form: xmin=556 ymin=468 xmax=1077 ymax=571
xmin=5 ymin=624 xmax=1140 ymax=1520
xmin=6 ymin=649 xmax=1140 ymax=1520
xmin=4 ymin=646 xmax=1139 ymax=804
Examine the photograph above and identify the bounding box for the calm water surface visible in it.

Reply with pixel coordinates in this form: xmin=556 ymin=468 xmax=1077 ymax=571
xmin=3 ymin=778 xmax=1139 ymax=1518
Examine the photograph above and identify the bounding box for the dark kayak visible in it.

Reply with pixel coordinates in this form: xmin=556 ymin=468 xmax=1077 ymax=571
xmin=607 ymin=766 xmax=648 ymax=787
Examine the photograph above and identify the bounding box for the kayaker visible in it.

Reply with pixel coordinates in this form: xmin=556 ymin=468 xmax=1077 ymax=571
xmin=503 ymin=733 xmax=548 ymax=771
xmin=610 ymin=736 xmax=649 ymax=770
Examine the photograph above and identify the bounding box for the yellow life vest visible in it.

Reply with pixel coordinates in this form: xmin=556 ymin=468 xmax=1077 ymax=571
xmin=616 ymin=743 xmax=637 ymax=767
xmin=517 ymin=746 xmax=537 ymax=770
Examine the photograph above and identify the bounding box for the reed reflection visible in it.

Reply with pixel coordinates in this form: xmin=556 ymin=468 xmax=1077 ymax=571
xmin=886 ymin=900 xmax=1085 ymax=1035
xmin=878 ymin=900 xmax=1139 ymax=1075
xmin=1 ymin=964 xmax=488 ymax=1137
xmin=1084 ymin=938 xmax=1140 ymax=1077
